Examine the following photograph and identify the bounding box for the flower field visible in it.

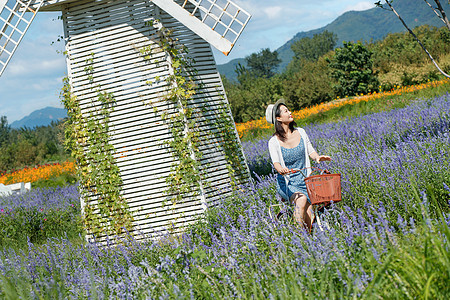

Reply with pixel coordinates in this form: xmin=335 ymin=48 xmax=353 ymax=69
xmin=235 ymin=79 xmax=450 ymax=138
xmin=243 ymin=93 xmax=450 ymax=220
xmin=0 ymin=161 xmax=75 ymax=185
xmin=0 ymin=93 xmax=449 ymax=298
xmin=0 ymin=185 xmax=81 ymax=247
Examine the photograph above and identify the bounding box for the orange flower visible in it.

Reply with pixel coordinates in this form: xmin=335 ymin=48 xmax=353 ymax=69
xmin=235 ymin=79 xmax=450 ymax=138
xmin=0 ymin=161 xmax=76 ymax=185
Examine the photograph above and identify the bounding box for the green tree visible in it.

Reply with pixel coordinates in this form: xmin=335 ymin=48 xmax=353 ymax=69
xmin=15 ymin=139 xmax=38 ymax=167
xmin=328 ymin=41 xmax=379 ymax=98
xmin=223 ymin=74 xmax=283 ymax=123
xmin=0 ymin=116 xmax=10 ymax=148
xmin=283 ymin=57 xmax=334 ymax=110
xmin=370 ymin=25 xmax=450 ymax=83
xmin=243 ymin=48 xmax=281 ymax=78
xmin=0 ymin=120 xmax=69 ymax=172
xmin=375 ymin=0 xmax=450 ymax=78
xmin=286 ymin=31 xmax=337 ymax=76
xmin=291 ymin=30 xmax=337 ymax=63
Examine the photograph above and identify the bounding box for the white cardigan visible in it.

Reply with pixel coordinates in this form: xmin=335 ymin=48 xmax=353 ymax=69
xmin=268 ymin=128 xmax=316 ymax=179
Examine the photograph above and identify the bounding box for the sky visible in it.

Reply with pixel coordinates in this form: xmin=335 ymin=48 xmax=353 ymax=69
xmin=0 ymin=0 xmax=374 ymax=123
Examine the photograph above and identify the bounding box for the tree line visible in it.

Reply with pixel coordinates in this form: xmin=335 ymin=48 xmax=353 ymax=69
xmin=225 ymin=25 xmax=450 ymax=123
xmin=0 ymin=116 xmax=70 ymax=173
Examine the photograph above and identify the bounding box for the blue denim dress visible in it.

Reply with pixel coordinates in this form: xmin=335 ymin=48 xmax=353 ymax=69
xmin=276 ymin=137 xmax=310 ymax=203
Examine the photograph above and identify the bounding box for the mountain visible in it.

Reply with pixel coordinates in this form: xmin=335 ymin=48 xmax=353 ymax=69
xmin=217 ymin=0 xmax=449 ymax=81
xmin=11 ymin=107 xmax=67 ymax=129
xmin=218 ymin=57 xmax=246 ymax=82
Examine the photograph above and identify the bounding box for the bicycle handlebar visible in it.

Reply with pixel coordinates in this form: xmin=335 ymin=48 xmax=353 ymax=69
xmin=286 ymin=167 xmax=330 ymax=177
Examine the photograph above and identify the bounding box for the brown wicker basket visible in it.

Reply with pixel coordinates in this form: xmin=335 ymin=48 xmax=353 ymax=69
xmin=304 ymin=172 xmax=342 ymax=205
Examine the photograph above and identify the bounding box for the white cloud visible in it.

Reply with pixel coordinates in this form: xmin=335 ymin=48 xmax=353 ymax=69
xmin=6 ymin=57 xmax=65 ymax=77
xmin=0 ymin=74 xmax=64 ymax=122
xmin=263 ymin=6 xmax=283 ymax=20
xmin=342 ymin=1 xmax=375 ymax=13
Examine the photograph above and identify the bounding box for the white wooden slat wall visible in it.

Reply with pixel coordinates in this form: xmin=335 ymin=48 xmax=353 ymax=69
xmin=62 ymin=0 xmax=248 ymax=240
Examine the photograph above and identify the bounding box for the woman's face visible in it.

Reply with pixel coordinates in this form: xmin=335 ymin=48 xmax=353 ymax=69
xmin=276 ymin=105 xmax=293 ymax=124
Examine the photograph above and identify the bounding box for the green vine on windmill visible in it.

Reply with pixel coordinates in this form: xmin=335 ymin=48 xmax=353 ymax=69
xmin=142 ymin=20 xmax=249 ymax=207
xmin=61 ymin=53 xmax=133 ymax=237
xmin=209 ymin=98 xmax=249 ymax=187
xmin=142 ymin=20 xmax=203 ymax=206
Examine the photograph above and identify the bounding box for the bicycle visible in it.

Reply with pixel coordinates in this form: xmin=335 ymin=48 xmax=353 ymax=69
xmin=268 ymin=167 xmax=342 ymax=232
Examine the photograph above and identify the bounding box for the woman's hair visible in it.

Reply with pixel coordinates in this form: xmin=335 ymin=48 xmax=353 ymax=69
xmin=274 ymin=104 xmax=296 ymax=142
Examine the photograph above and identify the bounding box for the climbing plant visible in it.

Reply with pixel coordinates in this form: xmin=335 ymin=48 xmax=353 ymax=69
xmin=61 ymin=59 xmax=133 ymax=237
xmin=210 ymin=98 xmax=249 ymax=187
xmin=142 ymin=20 xmax=202 ymax=206
xmin=142 ymin=19 xmax=248 ymax=207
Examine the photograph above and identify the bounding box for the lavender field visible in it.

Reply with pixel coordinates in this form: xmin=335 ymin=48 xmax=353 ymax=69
xmin=1 ymin=94 xmax=449 ymax=298
xmin=244 ymin=94 xmax=450 ymax=221
xmin=0 ymin=185 xmax=81 ymax=247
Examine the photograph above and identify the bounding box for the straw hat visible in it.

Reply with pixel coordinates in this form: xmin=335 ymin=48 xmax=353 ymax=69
xmin=265 ymin=98 xmax=286 ymax=124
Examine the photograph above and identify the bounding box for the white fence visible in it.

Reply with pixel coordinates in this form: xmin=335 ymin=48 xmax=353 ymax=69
xmin=0 ymin=182 xmax=31 ymax=197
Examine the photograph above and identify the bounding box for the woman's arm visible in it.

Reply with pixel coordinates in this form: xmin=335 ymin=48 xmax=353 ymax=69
xmin=309 ymin=151 xmax=331 ymax=163
xmin=268 ymin=137 xmax=290 ymax=175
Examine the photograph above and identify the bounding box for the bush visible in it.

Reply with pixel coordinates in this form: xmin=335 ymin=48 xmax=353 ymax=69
xmin=380 ymin=81 xmax=395 ymax=92
xmin=31 ymin=172 xmax=78 ymax=188
xmin=223 ymin=74 xmax=283 ymax=123
xmin=400 ymin=71 xmax=420 ymax=86
xmin=328 ymin=41 xmax=379 ymax=98
xmin=283 ymin=57 xmax=334 ymax=110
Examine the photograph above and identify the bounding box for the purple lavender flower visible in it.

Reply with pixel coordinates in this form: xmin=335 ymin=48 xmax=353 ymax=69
xmin=0 ymin=94 xmax=448 ymax=298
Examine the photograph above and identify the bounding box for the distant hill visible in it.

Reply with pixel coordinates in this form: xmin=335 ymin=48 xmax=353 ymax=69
xmin=11 ymin=107 xmax=67 ymax=129
xmin=218 ymin=57 xmax=246 ymax=82
xmin=217 ymin=0 xmax=449 ymax=81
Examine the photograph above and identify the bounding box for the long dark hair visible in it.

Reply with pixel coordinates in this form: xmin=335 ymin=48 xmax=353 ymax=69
xmin=274 ymin=104 xmax=296 ymax=142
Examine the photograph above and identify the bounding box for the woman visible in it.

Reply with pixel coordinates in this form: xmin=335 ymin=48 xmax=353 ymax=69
xmin=266 ymin=99 xmax=331 ymax=230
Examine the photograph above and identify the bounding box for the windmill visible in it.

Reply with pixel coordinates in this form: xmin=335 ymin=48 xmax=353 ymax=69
xmin=0 ymin=0 xmax=251 ymax=240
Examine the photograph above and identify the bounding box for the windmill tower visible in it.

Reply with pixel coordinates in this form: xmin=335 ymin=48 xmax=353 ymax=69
xmin=0 ymin=0 xmax=251 ymax=240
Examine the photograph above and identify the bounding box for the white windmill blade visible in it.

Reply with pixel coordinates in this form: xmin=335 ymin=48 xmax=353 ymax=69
xmin=0 ymin=0 xmax=44 ymax=77
xmin=152 ymin=0 xmax=251 ymax=55
xmin=0 ymin=0 xmax=9 ymax=13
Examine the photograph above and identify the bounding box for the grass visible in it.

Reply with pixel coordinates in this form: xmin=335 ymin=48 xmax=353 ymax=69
xmin=31 ymin=172 xmax=77 ymax=189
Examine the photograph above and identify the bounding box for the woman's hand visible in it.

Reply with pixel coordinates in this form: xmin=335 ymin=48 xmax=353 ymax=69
xmin=315 ymin=155 xmax=331 ymax=163
xmin=278 ymin=167 xmax=291 ymax=175
xmin=273 ymin=162 xmax=291 ymax=175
